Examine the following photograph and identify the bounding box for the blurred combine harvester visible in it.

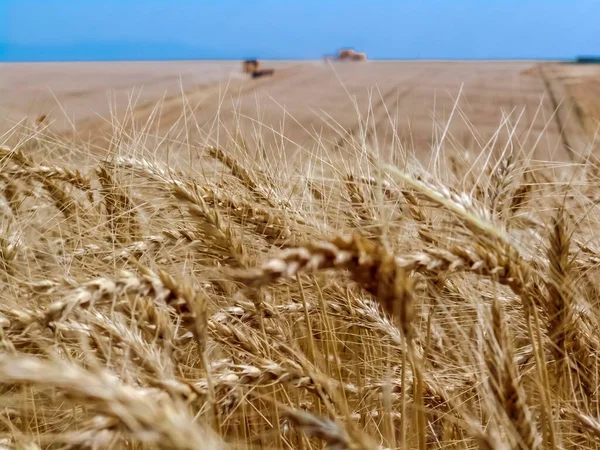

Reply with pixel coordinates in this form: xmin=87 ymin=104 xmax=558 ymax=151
xmin=242 ymin=59 xmax=259 ymax=73
xmin=251 ymin=69 xmax=275 ymax=78
xmin=324 ymin=48 xmax=367 ymax=62
xmin=242 ymin=59 xmax=276 ymax=79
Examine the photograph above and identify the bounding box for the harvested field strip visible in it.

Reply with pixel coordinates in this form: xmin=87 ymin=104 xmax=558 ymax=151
xmin=537 ymin=65 xmax=576 ymax=161
xmin=331 ymin=71 xmax=432 ymax=153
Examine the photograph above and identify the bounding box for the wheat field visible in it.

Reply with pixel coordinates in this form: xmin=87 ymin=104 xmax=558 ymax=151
xmin=1 ymin=61 xmax=600 ymax=450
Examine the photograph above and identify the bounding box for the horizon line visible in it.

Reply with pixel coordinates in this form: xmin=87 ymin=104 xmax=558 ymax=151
xmin=0 ymin=56 xmax=585 ymax=64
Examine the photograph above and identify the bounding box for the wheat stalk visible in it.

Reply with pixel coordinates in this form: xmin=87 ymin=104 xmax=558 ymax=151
xmin=0 ymin=354 xmax=226 ymax=450
xmin=485 ymin=298 xmax=540 ymax=449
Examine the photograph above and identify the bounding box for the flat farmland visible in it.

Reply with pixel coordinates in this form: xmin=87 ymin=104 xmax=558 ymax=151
xmin=0 ymin=60 xmax=595 ymax=166
xmin=5 ymin=60 xmax=600 ymax=450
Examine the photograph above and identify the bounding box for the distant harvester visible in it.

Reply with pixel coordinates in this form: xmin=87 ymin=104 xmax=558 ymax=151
xmin=242 ymin=60 xmax=260 ymax=73
xmin=242 ymin=59 xmax=276 ymax=79
xmin=324 ymin=48 xmax=367 ymax=62
xmin=251 ymin=68 xmax=275 ymax=79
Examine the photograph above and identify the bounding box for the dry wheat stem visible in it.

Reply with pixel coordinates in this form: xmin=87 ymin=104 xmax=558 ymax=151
xmin=485 ymin=299 xmax=540 ymax=449
xmin=0 ymin=354 xmax=226 ymax=450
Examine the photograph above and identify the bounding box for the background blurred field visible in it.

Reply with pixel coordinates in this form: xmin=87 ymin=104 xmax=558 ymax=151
xmin=2 ymin=59 xmax=600 ymax=450
xmin=2 ymin=60 xmax=599 ymax=166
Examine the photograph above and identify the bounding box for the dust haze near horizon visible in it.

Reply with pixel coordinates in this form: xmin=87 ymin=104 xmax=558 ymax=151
xmin=1 ymin=0 xmax=600 ymax=61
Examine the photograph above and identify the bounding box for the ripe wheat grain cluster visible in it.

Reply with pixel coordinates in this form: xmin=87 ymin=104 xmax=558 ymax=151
xmin=0 ymin=115 xmax=599 ymax=450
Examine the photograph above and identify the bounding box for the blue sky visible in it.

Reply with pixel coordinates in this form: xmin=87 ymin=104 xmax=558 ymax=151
xmin=1 ymin=0 xmax=599 ymax=61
